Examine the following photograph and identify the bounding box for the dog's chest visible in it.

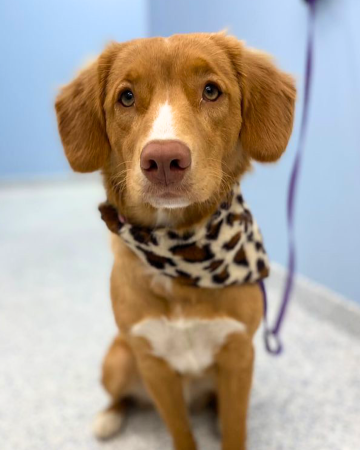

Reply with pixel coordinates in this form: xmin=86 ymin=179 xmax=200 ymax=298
xmin=131 ymin=316 xmax=246 ymax=376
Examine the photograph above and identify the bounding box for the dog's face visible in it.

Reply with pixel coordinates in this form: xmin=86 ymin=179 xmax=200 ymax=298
xmin=56 ymin=33 xmax=295 ymax=223
xmin=102 ymin=35 xmax=245 ymax=211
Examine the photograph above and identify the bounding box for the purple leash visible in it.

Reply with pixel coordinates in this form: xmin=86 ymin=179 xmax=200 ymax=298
xmin=262 ymin=0 xmax=317 ymax=355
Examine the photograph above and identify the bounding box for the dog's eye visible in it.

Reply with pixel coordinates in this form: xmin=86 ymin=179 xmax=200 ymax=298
xmin=203 ymin=83 xmax=221 ymax=102
xmin=119 ymin=90 xmax=135 ymax=107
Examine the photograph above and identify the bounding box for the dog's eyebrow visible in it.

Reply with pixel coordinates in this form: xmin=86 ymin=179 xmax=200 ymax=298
xmin=186 ymin=57 xmax=219 ymax=76
xmin=119 ymin=68 xmax=143 ymax=84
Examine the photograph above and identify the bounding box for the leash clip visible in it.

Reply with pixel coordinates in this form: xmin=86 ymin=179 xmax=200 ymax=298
xmin=264 ymin=329 xmax=283 ymax=355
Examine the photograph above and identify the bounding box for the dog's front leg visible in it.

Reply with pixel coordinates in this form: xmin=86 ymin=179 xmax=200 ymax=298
xmin=216 ymin=334 xmax=254 ymax=450
xmin=132 ymin=337 xmax=197 ymax=450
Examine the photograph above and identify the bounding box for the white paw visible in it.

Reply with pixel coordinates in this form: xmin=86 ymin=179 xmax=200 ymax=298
xmin=92 ymin=410 xmax=123 ymax=440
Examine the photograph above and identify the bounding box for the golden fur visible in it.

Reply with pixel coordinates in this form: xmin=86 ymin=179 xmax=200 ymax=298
xmin=55 ymin=32 xmax=295 ymax=450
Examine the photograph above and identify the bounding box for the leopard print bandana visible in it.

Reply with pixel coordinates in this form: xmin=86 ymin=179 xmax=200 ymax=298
xmin=99 ymin=184 xmax=270 ymax=288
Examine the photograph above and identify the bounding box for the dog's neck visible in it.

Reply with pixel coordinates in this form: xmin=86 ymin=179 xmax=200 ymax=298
xmin=155 ymin=209 xmax=177 ymax=228
xmin=99 ymin=183 xmax=270 ymax=289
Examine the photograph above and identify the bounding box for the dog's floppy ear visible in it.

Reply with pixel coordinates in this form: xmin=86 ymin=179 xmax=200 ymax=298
xmin=213 ymin=34 xmax=296 ymax=162
xmin=55 ymin=43 xmax=120 ymax=172
xmin=239 ymin=47 xmax=296 ymax=162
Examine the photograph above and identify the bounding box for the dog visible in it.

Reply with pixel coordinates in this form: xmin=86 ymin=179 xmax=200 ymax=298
xmin=55 ymin=32 xmax=295 ymax=450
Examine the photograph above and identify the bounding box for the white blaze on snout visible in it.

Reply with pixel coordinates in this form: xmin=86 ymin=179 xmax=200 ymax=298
xmin=141 ymin=100 xmax=192 ymax=211
xmin=147 ymin=101 xmax=179 ymax=142
xmin=131 ymin=317 xmax=246 ymax=376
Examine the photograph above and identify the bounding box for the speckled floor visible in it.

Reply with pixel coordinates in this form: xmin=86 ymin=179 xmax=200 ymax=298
xmin=0 ymin=178 xmax=359 ymax=450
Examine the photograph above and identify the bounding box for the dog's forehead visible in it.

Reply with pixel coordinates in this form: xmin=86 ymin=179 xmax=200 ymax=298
xmin=109 ymin=35 xmax=234 ymax=85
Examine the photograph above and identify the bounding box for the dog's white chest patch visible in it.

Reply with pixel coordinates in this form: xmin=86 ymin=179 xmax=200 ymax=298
xmin=131 ymin=317 xmax=246 ymax=375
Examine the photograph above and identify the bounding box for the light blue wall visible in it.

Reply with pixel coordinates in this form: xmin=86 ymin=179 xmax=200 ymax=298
xmin=0 ymin=0 xmax=148 ymax=177
xmin=1 ymin=0 xmax=359 ymax=302
xmin=150 ymin=0 xmax=360 ymax=302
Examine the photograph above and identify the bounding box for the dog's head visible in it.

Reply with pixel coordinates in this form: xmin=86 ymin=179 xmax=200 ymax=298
xmin=55 ymin=33 xmax=295 ymax=226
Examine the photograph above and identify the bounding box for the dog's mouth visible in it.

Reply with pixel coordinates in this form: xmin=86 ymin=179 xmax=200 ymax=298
xmin=144 ymin=183 xmax=193 ymax=209
xmin=144 ymin=186 xmax=192 ymax=209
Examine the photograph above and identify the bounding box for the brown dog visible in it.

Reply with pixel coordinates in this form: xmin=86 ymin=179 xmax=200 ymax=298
xmin=55 ymin=32 xmax=295 ymax=450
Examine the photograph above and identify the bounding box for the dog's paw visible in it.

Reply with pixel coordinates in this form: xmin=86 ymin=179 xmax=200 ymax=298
xmin=92 ymin=410 xmax=123 ymax=440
